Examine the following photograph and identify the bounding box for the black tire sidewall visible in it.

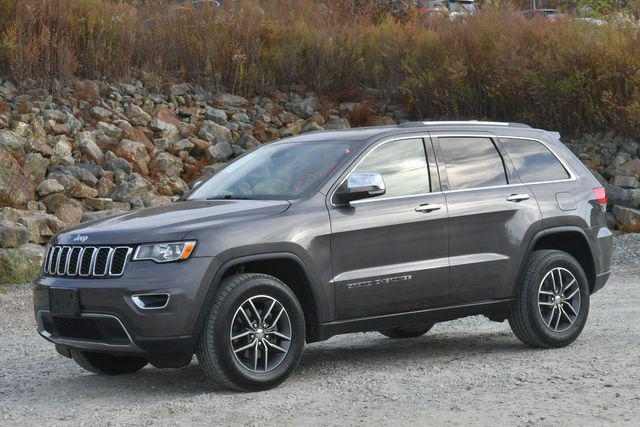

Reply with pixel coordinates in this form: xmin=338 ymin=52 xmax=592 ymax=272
xmin=525 ymin=252 xmax=590 ymax=346
xmin=206 ymin=275 xmax=305 ymax=390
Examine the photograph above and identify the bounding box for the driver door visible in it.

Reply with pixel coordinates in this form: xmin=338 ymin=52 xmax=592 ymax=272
xmin=328 ymin=136 xmax=449 ymax=320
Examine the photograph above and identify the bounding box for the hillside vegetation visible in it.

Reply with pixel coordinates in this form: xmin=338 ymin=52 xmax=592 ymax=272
xmin=0 ymin=0 xmax=639 ymax=135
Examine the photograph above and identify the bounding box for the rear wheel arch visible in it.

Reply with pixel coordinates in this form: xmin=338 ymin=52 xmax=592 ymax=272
xmin=523 ymin=227 xmax=596 ymax=294
xmin=195 ymin=253 xmax=322 ymax=342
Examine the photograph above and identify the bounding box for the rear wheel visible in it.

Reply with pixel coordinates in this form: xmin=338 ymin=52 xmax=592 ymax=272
xmin=196 ymin=273 xmax=305 ymax=391
xmin=70 ymin=350 xmax=148 ymax=375
xmin=379 ymin=323 xmax=434 ymax=339
xmin=509 ymin=250 xmax=590 ymax=348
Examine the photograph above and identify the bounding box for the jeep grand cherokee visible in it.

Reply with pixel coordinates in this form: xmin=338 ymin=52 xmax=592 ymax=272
xmin=34 ymin=121 xmax=613 ymax=391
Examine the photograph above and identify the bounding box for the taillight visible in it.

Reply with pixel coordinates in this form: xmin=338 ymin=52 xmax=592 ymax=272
xmin=592 ymin=187 xmax=607 ymax=207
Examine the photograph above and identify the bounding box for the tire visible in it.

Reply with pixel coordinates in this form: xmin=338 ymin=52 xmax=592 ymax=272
xmin=509 ymin=250 xmax=590 ymax=348
xmin=379 ymin=323 xmax=434 ymax=338
xmin=196 ymin=273 xmax=305 ymax=391
xmin=70 ymin=350 xmax=148 ymax=375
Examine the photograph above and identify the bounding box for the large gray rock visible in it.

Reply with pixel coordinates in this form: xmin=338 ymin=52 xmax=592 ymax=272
xmin=205 ymin=142 xmax=234 ymax=163
xmin=111 ymin=174 xmax=153 ymax=202
xmin=126 ymin=104 xmax=152 ymax=126
xmin=198 ymin=120 xmax=232 ymax=144
xmin=611 ymin=175 xmax=640 ymax=189
xmin=151 ymin=152 xmax=183 ymax=177
xmin=604 ymin=184 xmax=633 ymax=210
xmin=0 ymin=147 xmax=36 ymax=208
xmin=0 ymin=130 xmax=26 ymax=158
xmin=612 ymin=205 xmax=640 ymax=231
xmin=76 ymin=131 xmax=104 ymax=163
xmin=36 ymin=179 xmax=65 ymax=197
xmin=0 ymin=220 xmax=29 ymax=248
xmin=81 ymin=209 xmax=127 ymax=223
xmin=289 ymin=95 xmax=319 ymax=119
xmin=15 ymin=211 xmax=65 ymax=244
xmin=168 ymin=83 xmax=191 ymax=96
xmin=213 ymin=93 xmax=249 ymax=108
xmin=204 ymin=106 xmax=228 ymax=124
xmin=324 ymin=115 xmax=350 ymax=130
xmin=84 ymin=197 xmax=114 ymax=211
xmin=0 ymin=243 xmax=46 ymax=284
xmin=90 ymin=105 xmax=112 ymax=120
xmin=97 ymin=121 xmax=123 ymax=139
xmin=23 ymin=153 xmax=49 ymax=184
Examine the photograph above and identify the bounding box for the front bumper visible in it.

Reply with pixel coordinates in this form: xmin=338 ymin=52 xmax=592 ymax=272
xmin=33 ymin=256 xmax=220 ymax=367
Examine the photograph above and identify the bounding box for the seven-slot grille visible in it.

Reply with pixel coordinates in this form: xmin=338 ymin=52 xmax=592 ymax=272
xmin=43 ymin=245 xmax=133 ymax=278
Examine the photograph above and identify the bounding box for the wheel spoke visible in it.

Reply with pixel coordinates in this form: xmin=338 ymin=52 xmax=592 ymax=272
xmin=270 ymin=307 xmax=285 ymax=327
xmin=539 ymin=301 xmax=555 ymax=307
xmin=554 ymin=307 xmax=561 ymax=331
xmin=263 ymin=341 xmax=269 ymax=372
xmin=562 ymin=279 xmax=576 ymax=293
xmin=234 ymin=339 xmax=257 ymax=353
xmin=248 ymin=299 xmax=262 ymax=324
xmin=231 ymin=330 xmax=253 ymax=341
xmin=270 ymin=331 xmax=291 ymax=341
xmin=550 ymin=271 xmax=558 ymax=293
xmin=546 ymin=306 xmax=557 ymax=328
xmin=560 ymin=306 xmax=574 ymax=325
xmin=253 ymin=340 xmax=259 ymax=371
xmin=564 ymin=288 xmax=579 ymax=301
xmin=539 ymin=290 xmax=555 ymax=296
xmin=239 ymin=307 xmax=253 ymax=329
xmin=564 ymin=301 xmax=578 ymax=316
xmin=263 ymin=299 xmax=277 ymax=323
xmin=265 ymin=340 xmax=287 ymax=353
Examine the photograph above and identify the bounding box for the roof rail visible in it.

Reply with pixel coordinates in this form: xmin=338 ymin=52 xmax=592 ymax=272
xmin=398 ymin=120 xmax=531 ymax=128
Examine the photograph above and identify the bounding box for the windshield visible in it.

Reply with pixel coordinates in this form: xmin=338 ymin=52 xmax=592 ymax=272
xmin=188 ymin=141 xmax=356 ymax=201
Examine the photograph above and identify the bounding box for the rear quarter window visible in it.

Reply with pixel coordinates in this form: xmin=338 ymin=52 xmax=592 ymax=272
xmin=438 ymin=137 xmax=507 ymax=190
xmin=500 ymin=138 xmax=569 ymax=183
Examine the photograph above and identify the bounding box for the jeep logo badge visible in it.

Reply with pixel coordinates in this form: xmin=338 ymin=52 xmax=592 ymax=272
xmin=73 ymin=235 xmax=89 ymax=243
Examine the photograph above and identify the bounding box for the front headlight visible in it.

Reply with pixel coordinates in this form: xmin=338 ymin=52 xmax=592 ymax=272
xmin=133 ymin=241 xmax=196 ymax=263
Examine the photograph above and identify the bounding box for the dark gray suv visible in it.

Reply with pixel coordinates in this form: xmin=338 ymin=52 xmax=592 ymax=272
xmin=34 ymin=121 xmax=613 ymax=391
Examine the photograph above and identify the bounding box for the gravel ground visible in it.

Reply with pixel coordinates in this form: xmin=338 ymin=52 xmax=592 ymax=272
xmin=1 ymin=236 xmax=639 ymax=426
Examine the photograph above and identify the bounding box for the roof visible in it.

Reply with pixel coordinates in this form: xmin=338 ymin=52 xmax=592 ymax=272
xmin=272 ymin=121 xmax=548 ymax=145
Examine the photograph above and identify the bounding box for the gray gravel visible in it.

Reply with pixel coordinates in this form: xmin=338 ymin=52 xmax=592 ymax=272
xmin=1 ymin=235 xmax=639 ymax=426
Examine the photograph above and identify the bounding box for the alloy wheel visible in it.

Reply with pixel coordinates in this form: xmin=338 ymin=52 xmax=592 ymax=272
xmin=537 ymin=267 xmax=581 ymax=333
xmin=230 ymin=295 xmax=292 ymax=373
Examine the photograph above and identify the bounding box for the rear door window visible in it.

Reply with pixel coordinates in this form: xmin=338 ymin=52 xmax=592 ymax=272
xmin=500 ymin=138 xmax=569 ymax=183
xmin=438 ymin=137 xmax=507 ymax=190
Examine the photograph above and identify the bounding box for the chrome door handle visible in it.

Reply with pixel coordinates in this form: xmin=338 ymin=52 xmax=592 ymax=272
xmin=506 ymin=194 xmax=530 ymax=202
xmin=415 ymin=204 xmax=442 ymax=213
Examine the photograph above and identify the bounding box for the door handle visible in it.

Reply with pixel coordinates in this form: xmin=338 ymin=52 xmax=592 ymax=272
xmin=415 ymin=204 xmax=442 ymax=213
xmin=506 ymin=194 xmax=530 ymax=202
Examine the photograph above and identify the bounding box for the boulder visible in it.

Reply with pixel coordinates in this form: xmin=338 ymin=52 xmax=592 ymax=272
xmin=611 ymin=175 xmax=640 ymax=189
xmin=50 ymin=138 xmax=74 ymax=165
xmin=90 ymin=105 xmax=112 ymax=120
xmin=97 ymin=121 xmax=123 ymax=139
xmin=15 ymin=211 xmax=65 ymax=244
xmin=236 ymin=135 xmax=260 ymax=150
xmin=198 ymin=120 xmax=232 ymax=144
xmin=84 ymin=197 xmax=114 ymax=211
xmin=0 ymin=147 xmax=36 ymax=208
xmin=151 ymin=152 xmax=183 ymax=177
xmin=96 ymin=177 xmax=116 ymax=198
xmin=126 ymin=104 xmax=152 ymax=126
xmin=55 ymin=203 xmax=84 ymax=228
xmin=142 ymin=194 xmax=173 ymax=208
xmin=111 ymin=174 xmax=153 ymax=202
xmin=36 ymin=179 xmax=65 ymax=197
xmin=204 ymin=106 xmax=228 ymax=124
xmin=290 ymin=95 xmax=319 ymax=119
xmin=156 ymin=176 xmax=189 ymax=196
xmin=168 ymin=83 xmax=191 ymax=97
xmin=204 ymin=142 xmax=233 ymax=163
xmin=81 ymin=209 xmax=127 ymax=223
xmin=76 ymin=131 xmax=105 ymax=163
xmin=0 ymin=220 xmax=29 ymax=248
xmin=213 ymin=93 xmax=249 ymax=109
xmin=0 ymin=244 xmax=46 ymax=284
xmin=0 ymin=130 xmax=26 ymax=158
xmin=612 ymin=205 xmax=640 ymax=231
xmin=23 ymin=153 xmax=49 ymax=184
xmin=115 ymin=139 xmax=150 ymax=175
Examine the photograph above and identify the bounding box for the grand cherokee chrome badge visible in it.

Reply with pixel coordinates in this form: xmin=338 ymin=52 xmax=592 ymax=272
xmin=346 ymin=274 xmax=413 ymax=290
xmin=73 ymin=235 xmax=89 ymax=243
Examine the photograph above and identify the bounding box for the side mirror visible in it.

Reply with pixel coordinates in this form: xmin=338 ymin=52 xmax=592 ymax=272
xmin=336 ymin=172 xmax=386 ymax=204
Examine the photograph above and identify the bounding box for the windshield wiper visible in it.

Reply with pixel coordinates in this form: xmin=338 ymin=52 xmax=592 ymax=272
xmin=205 ymin=195 xmax=254 ymax=200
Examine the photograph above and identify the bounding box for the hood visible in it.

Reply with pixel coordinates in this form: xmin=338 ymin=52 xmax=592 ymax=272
xmin=54 ymin=199 xmax=291 ymax=246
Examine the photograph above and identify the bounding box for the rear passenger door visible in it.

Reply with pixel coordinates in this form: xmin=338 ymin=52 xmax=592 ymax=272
xmin=431 ymin=132 xmax=542 ymax=304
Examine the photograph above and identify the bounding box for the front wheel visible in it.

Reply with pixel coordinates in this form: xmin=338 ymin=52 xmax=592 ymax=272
xmin=197 ymin=273 xmax=305 ymax=391
xmin=70 ymin=350 xmax=148 ymax=375
xmin=509 ymin=250 xmax=590 ymax=348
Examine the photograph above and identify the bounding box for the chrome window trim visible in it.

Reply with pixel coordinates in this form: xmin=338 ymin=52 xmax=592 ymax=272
xmin=108 ymin=247 xmax=133 ymax=276
xmin=433 ymin=134 xmax=577 ymax=194
xmin=329 ymin=135 xmax=432 ymax=207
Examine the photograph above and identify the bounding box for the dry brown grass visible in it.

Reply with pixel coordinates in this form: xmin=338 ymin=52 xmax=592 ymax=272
xmin=1 ymin=1 xmax=639 ymax=135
